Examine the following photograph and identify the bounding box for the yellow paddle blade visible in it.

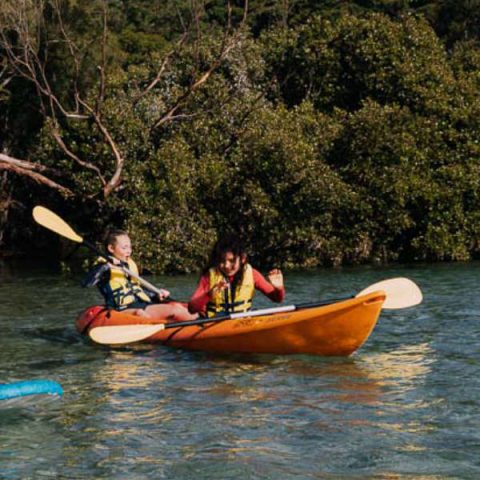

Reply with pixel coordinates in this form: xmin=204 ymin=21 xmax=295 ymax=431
xmin=32 ymin=206 xmax=84 ymax=243
xmin=89 ymin=324 xmax=165 ymax=345
xmin=356 ymin=277 xmax=423 ymax=309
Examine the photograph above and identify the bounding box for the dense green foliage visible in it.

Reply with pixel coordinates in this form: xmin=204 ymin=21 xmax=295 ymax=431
xmin=1 ymin=1 xmax=480 ymax=272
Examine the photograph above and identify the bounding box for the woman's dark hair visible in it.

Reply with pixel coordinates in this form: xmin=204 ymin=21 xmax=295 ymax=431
xmin=103 ymin=229 xmax=128 ymax=250
xmin=204 ymin=234 xmax=247 ymax=274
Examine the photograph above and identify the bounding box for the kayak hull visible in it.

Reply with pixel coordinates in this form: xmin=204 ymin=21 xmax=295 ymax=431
xmin=76 ymin=292 xmax=385 ymax=356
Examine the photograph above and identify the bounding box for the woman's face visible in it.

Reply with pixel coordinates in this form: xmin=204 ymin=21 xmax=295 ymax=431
xmin=108 ymin=234 xmax=132 ymax=262
xmin=219 ymin=251 xmax=242 ymax=277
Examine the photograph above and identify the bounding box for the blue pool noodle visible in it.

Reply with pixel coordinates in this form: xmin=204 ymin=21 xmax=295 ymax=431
xmin=0 ymin=379 xmax=63 ymax=400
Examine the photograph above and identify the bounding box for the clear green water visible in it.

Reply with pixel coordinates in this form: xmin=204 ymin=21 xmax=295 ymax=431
xmin=1 ymin=261 xmax=479 ymax=479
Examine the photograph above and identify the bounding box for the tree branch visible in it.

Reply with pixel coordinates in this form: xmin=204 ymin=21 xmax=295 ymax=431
xmin=51 ymin=129 xmax=106 ymax=185
xmin=133 ymin=31 xmax=189 ymax=105
xmin=96 ymin=0 xmax=108 ymax=115
xmin=151 ymin=0 xmax=249 ymax=131
xmin=77 ymin=99 xmax=124 ymax=197
xmin=0 ymin=153 xmax=73 ymax=196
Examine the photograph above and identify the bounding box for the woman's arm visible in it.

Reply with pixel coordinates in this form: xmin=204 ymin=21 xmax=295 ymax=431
xmin=252 ymin=268 xmax=285 ymax=303
xmin=188 ymin=274 xmax=211 ymax=315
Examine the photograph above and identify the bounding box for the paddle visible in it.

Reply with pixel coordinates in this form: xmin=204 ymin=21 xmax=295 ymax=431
xmin=89 ymin=277 xmax=423 ymax=345
xmin=32 ymin=205 xmax=166 ymax=297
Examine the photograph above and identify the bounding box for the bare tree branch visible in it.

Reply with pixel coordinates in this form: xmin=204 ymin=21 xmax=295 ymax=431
xmin=151 ymin=0 xmax=249 ymax=131
xmin=51 ymin=130 xmax=106 ymax=184
xmin=1 ymin=0 xmax=250 ymax=200
xmin=96 ymin=0 xmax=108 ymax=115
xmin=1 ymin=2 xmax=80 ymax=119
xmin=0 ymin=0 xmax=125 ymax=197
xmin=151 ymin=41 xmax=237 ymax=129
xmin=53 ymin=0 xmax=81 ymax=112
xmin=133 ymin=31 xmax=189 ymax=105
xmin=0 ymin=62 xmax=13 ymax=91
xmin=0 ymin=153 xmax=73 ymax=196
xmin=77 ymin=98 xmax=124 ymax=197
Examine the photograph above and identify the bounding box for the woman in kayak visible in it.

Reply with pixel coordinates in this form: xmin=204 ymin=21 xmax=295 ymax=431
xmin=83 ymin=229 xmax=197 ymax=321
xmin=188 ymin=235 xmax=285 ymax=317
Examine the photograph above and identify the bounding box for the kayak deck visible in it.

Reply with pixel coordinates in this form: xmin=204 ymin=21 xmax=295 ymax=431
xmin=76 ymin=292 xmax=385 ymax=356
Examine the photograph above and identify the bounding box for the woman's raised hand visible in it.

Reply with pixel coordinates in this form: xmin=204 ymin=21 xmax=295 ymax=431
xmin=267 ymin=269 xmax=284 ymax=290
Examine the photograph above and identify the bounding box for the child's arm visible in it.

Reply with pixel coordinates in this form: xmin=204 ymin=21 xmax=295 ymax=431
xmin=253 ymin=268 xmax=285 ymax=303
xmin=81 ymin=263 xmax=110 ymax=288
xmin=188 ymin=275 xmax=211 ymax=315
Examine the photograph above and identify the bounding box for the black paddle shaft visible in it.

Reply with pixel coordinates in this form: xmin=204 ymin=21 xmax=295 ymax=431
xmin=163 ymin=295 xmax=355 ymax=330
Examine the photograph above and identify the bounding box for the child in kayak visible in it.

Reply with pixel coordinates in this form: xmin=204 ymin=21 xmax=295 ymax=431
xmin=83 ymin=229 xmax=197 ymax=321
xmin=188 ymin=235 xmax=285 ymax=317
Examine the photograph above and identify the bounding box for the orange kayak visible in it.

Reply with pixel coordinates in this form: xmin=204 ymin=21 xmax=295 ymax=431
xmin=76 ymin=291 xmax=386 ymax=356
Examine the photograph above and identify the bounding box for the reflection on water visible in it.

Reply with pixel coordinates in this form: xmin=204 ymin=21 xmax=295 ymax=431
xmin=361 ymin=342 xmax=434 ymax=385
xmin=1 ymin=261 xmax=480 ymax=478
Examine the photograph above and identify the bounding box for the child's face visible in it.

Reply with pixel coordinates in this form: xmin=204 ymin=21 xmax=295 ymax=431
xmin=219 ymin=251 xmax=242 ymax=277
xmin=108 ymin=234 xmax=132 ymax=262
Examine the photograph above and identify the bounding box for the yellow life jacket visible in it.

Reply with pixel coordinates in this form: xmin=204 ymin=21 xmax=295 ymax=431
xmin=99 ymin=257 xmax=151 ymax=309
xmin=206 ymin=264 xmax=255 ymax=317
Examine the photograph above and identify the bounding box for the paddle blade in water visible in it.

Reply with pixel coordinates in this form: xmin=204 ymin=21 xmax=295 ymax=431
xmin=33 ymin=206 xmax=84 ymax=243
xmin=356 ymin=277 xmax=422 ymax=309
